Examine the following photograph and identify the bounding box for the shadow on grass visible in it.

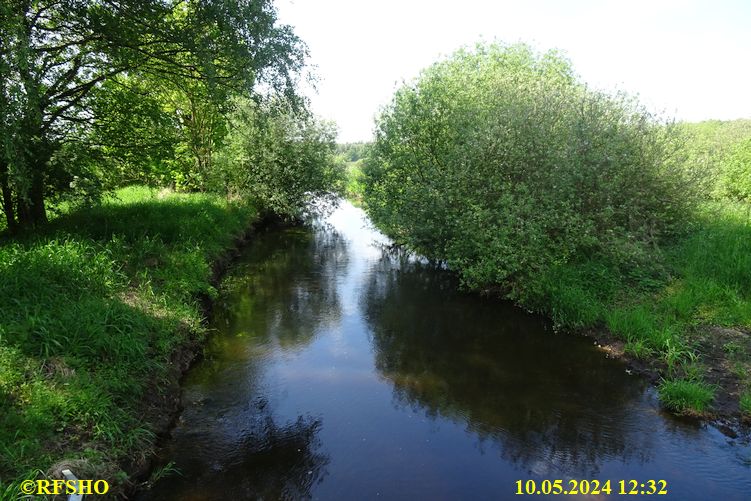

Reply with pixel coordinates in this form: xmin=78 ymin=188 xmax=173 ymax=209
xmin=0 ymin=188 xmax=257 ymax=485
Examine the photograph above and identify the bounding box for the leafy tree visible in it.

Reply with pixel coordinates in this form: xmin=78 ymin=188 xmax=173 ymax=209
xmin=0 ymin=0 xmax=306 ymax=231
xmin=48 ymin=76 xmax=180 ymax=203
xmin=364 ymin=42 xmax=698 ymax=297
xmin=211 ymin=98 xmax=343 ymax=216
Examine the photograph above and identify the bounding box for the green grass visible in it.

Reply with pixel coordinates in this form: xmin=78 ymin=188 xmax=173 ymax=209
xmin=741 ymin=393 xmax=751 ymax=416
xmin=658 ymin=378 xmax=715 ymax=414
xmin=530 ymin=200 xmax=751 ymax=412
xmin=344 ymin=160 xmax=366 ymax=205
xmin=0 ymin=186 xmax=258 ymax=496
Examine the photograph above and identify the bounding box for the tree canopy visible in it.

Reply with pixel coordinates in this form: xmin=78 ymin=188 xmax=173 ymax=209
xmin=363 ymin=42 xmax=698 ymax=297
xmin=1 ymin=0 xmax=312 ymax=231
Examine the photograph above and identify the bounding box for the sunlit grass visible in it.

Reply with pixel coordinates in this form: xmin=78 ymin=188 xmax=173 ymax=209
xmin=0 ymin=185 xmax=257 ymax=491
xmin=740 ymin=393 xmax=751 ymax=415
xmin=532 ymin=200 xmax=751 ymax=411
xmin=658 ymin=378 xmax=715 ymax=414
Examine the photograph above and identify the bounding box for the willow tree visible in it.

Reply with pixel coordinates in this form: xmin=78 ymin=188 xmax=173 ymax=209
xmin=0 ymin=0 xmax=305 ymax=231
xmin=364 ymin=42 xmax=696 ymax=296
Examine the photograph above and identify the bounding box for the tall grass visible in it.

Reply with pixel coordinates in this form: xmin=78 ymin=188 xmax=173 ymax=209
xmin=0 ymin=186 xmax=258 ymax=492
xmin=531 ymin=199 xmax=751 ymax=412
xmin=658 ymin=378 xmax=715 ymax=414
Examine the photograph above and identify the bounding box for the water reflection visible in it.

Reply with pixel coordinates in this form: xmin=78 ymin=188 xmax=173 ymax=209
xmin=143 ymin=201 xmax=751 ymax=500
xmin=145 ymin=406 xmax=328 ymax=500
xmin=362 ymin=257 xmax=653 ymax=477
xmin=213 ymin=226 xmax=347 ymax=351
xmin=142 ymin=226 xmax=344 ymax=500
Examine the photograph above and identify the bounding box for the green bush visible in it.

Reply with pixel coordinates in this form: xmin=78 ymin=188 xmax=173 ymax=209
xmin=364 ymin=42 xmax=699 ymax=298
xmin=721 ymin=139 xmax=751 ymax=201
xmin=211 ymin=99 xmax=344 ymax=217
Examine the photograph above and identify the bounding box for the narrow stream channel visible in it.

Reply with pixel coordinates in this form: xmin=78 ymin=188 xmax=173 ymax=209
xmin=143 ymin=201 xmax=751 ymax=500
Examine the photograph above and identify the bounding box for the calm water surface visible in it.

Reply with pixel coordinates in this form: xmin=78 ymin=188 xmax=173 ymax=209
xmin=144 ymin=202 xmax=751 ymax=500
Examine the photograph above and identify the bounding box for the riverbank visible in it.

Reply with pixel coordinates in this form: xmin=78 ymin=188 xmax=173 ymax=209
xmin=416 ymin=198 xmax=751 ymax=429
xmin=350 ymin=191 xmax=750 ymax=427
xmin=521 ymin=200 xmax=751 ymax=426
xmin=0 ymin=186 xmax=265 ymax=498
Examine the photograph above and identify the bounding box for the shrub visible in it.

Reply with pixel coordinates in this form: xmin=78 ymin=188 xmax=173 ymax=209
xmin=211 ymin=99 xmax=344 ymax=217
xmin=363 ymin=42 xmax=699 ymax=298
xmin=721 ymin=139 xmax=751 ymax=202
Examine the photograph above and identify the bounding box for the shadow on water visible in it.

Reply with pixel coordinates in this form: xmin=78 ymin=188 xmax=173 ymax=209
xmin=211 ymin=226 xmax=347 ymax=353
xmin=144 ymin=406 xmax=328 ymax=500
xmin=361 ymin=257 xmax=653 ymax=477
xmin=143 ymin=201 xmax=751 ymax=500
xmin=141 ymin=226 xmax=346 ymax=500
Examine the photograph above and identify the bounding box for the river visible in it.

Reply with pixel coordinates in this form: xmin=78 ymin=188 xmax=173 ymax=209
xmin=142 ymin=201 xmax=751 ymax=500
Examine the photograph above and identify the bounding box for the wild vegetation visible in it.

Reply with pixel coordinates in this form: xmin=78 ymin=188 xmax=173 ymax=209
xmin=0 ymin=187 xmax=259 ymax=496
xmin=0 ymin=0 xmax=340 ymax=234
xmin=334 ymin=143 xmax=370 ymax=204
xmin=0 ymin=0 xmax=342 ymax=495
xmin=361 ymin=42 xmax=751 ymax=418
xmin=2 ymin=3 xmax=750 ymax=493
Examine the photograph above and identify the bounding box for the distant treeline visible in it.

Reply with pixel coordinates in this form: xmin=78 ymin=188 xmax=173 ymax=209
xmin=678 ymin=119 xmax=751 ymax=201
xmin=336 ymin=142 xmax=372 ymax=163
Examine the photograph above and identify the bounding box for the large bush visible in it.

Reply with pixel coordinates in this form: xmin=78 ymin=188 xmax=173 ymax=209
xmin=211 ymin=99 xmax=344 ymax=216
xmin=363 ymin=43 xmax=698 ymax=297
xmin=721 ymin=139 xmax=751 ymax=202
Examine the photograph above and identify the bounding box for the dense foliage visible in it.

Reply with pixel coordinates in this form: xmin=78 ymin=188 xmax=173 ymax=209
xmin=364 ymin=43 xmax=698 ymax=298
xmin=335 ymin=142 xmax=371 ymax=163
xmin=211 ymin=99 xmax=341 ymax=216
xmin=722 ymin=139 xmax=751 ymax=201
xmin=1 ymin=0 xmax=339 ymax=233
xmin=334 ymin=142 xmax=371 ymax=203
xmin=0 ymin=187 xmax=258 ymax=493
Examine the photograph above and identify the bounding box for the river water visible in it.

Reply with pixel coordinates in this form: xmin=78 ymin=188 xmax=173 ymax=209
xmin=143 ymin=201 xmax=750 ymax=500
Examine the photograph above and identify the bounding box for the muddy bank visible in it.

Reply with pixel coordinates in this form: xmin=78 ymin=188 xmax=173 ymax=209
xmin=124 ymin=213 xmax=296 ymax=494
xmin=579 ymin=323 xmax=751 ymax=436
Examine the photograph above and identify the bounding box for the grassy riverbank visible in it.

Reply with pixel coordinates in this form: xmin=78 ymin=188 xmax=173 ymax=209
xmin=527 ymin=199 xmax=751 ymax=417
xmin=0 ymin=186 xmax=260 ymax=497
xmin=357 ymin=43 xmax=751 ymax=421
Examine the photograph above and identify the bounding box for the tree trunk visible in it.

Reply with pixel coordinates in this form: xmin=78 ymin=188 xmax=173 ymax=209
xmin=0 ymin=160 xmax=18 ymax=234
xmin=15 ymin=151 xmax=49 ymax=229
xmin=29 ymin=166 xmax=47 ymax=225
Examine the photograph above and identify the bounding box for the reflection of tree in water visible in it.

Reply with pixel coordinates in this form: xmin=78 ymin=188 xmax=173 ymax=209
xmin=146 ymin=406 xmax=329 ymax=500
xmin=142 ymin=224 xmax=340 ymax=500
xmin=211 ymin=226 xmax=348 ymax=351
xmin=362 ymin=257 xmax=654 ymax=476
xmin=231 ymin=415 xmax=328 ymax=500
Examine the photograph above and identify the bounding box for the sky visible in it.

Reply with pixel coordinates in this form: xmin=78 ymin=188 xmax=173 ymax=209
xmin=276 ymin=0 xmax=751 ymax=143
